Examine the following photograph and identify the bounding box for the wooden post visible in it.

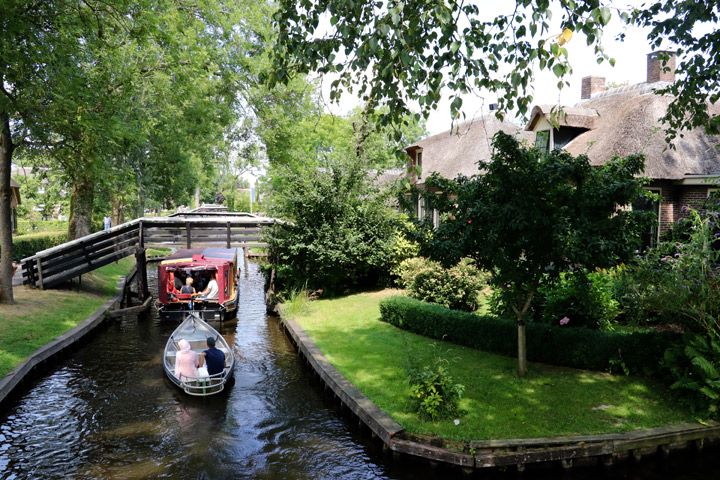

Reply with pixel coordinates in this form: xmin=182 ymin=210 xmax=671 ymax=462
xmin=186 ymin=222 xmax=191 ymax=249
xmin=36 ymin=258 xmax=44 ymax=289
xmin=243 ymin=245 xmax=249 ymax=273
xmin=226 ymin=221 xmax=231 ymax=249
xmin=135 ymin=246 xmax=149 ymax=301
xmin=138 ymin=220 xmax=144 ymax=248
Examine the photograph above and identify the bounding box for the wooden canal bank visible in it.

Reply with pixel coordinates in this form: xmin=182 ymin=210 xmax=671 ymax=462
xmin=279 ymin=316 xmax=720 ymax=473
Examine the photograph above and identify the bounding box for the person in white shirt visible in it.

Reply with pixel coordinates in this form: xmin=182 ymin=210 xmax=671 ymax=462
xmin=198 ymin=272 xmax=219 ymax=300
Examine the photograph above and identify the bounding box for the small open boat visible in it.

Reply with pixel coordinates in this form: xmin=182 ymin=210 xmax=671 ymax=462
xmin=163 ymin=312 xmax=235 ymax=396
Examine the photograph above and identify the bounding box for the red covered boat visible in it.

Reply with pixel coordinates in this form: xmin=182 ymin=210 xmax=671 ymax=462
xmin=157 ymin=248 xmax=239 ymax=320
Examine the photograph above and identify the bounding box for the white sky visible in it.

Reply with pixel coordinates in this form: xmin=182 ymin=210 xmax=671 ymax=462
xmin=319 ymin=0 xmax=660 ymax=135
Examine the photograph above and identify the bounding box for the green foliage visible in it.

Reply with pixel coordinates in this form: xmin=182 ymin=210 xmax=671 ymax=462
xmin=380 ymin=296 xmax=677 ymax=376
xmin=539 ymin=269 xmax=621 ymax=330
xmin=619 ymin=212 xmax=720 ymax=334
xmin=664 ymin=334 xmax=720 ymax=418
xmin=15 ymin=220 xmax=68 ymax=236
xmin=271 ymin=0 xmax=718 ymax=138
xmin=407 ymin=356 xmax=465 ymax=420
xmin=266 ymin=157 xmax=398 ymax=294
xmin=392 ymin=257 xmax=435 ymax=289
xmin=10 ymin=231 xmax=67 ymax=262
xmin=279 ymin=288 xmax=312 ymax=318
xmin=422 ymin=132 xmax=649 ymax=373
xmin=406 ymin=258 xmax=488 ymax=312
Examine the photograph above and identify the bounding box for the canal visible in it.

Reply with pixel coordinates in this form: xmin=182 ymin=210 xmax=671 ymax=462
xmin=1 ymin=262 xmax=720 ymax=479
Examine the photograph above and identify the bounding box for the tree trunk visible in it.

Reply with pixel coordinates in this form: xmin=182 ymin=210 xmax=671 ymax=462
xmin=517 ymin=322 xmax=527 ymax=376
xmin=0 ymin=110 xmax=15 ymax=304
xmin=514 ymin=291 xmax=535 ymax=377
xmin=111 ymin=195 xmax=123 ymax=226
xmin=68 ymin=178 xmax=94 ymax=239
xmin=194 ymin=184 xmax=201 ymax=209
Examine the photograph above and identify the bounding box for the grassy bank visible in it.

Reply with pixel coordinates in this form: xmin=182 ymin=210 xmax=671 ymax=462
xmin=0 ymin=258 xmax=134 ymax=378
xmin=289 ymin=290 xmax=696 ymax=442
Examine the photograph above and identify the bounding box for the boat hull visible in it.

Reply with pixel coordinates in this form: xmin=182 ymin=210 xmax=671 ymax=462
xmin=163 ymin=312 xmax=235 ymax=396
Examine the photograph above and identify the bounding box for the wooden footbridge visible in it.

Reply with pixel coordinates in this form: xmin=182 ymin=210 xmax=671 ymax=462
xmin=19 ymin=212 xmax=276 ymax=290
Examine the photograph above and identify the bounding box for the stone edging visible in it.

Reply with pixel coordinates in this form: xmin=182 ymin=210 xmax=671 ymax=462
xmin=280 ymin=315 xmax=720 ymax=471
xmin=0 ymin=278 xmax=126 ymax=408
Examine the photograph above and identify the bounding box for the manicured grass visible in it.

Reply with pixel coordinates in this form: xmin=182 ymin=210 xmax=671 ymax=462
xmin=0 ymin=257 xmax=133 ymax=378
xmin=290 ymin=290 xmax=697 ymax=442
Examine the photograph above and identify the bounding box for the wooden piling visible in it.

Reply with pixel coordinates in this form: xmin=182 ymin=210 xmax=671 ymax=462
xmin=134 ymin=246 xmax=149 ymax=301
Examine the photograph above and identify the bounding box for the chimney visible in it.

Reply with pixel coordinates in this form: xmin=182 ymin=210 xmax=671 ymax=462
xmin=647 ymin=51 xmax=676 ymax=83
xmin=581 ymin=76 xmax=606 ymax=99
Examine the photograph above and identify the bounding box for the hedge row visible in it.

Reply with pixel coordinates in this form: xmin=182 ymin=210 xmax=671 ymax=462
xmin=379 ymin=296 xmax=679 ymax=376
xmin=9 ymin=231 xmax=68 ymax=261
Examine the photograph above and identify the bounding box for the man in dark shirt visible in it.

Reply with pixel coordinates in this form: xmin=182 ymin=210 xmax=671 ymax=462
xmin=203 ymin=336 xmax=225 ymax=376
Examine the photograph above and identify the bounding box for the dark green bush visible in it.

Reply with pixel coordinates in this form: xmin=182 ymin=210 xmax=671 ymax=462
xmin=380 ymin=296 xmax=678 ymax=376
xmin=408 ymin=358 xmax=465 ymax=420
xmin=538 ymin=269 xmax=620 ymax=329
xmin=10 ymin=231 xmax=68 ymax=261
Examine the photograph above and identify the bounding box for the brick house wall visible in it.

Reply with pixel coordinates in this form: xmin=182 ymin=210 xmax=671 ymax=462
xmin=648 ymin=182 xmax=711 ymax=235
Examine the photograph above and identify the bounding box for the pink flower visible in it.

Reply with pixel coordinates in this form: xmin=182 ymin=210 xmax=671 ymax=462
xmin=467 ymin=219 xmax=472 ymax=224
xmin=559 ymin=316 xmax=570 ymax=326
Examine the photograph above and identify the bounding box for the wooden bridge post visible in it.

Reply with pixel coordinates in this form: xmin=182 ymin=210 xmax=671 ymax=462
xmin=135 ymin=246 xmax=149 ymax=301
xmin=243 ymin=244 xmax=249 ymax=273
xmin=36 ymin=258 xmax=44 ymax=289
xmin=186 ymin=222 xmax=191 ymax=249
xmin=226 ymin=221 xmax=231 ymax=249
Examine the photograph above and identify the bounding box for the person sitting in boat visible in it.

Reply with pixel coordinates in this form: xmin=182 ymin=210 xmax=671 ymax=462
xmin=197 ymin=272 xmax=219 ymax=301
xmin=180 ymin=277 xmax=195 ymax=294
xmin=201 ymin=336 xmax=225 ymax=377
xmin=174 ymin=339 xmax=200 ymax=380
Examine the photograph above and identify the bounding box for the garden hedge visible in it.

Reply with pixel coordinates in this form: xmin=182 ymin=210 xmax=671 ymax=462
xmin=379 ymin=296 xmax=679 ymax=376
xmin=9 ymin=231 xmax=67 ymax=261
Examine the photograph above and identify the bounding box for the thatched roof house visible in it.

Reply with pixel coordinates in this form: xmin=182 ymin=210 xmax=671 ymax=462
xmin=406 ymin=116 xmax=531 ymax=183
xmin=404 ymin=116 xmax=532 ymax=224
xmin=526 ymin=51 xmax=720 ymax=240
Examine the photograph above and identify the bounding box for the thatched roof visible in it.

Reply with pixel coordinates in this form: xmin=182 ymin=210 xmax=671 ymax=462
xmin=530 ymin=82 xmax=720 ymax=180
xmin=406 ymin=117 xmax=533 ymax=182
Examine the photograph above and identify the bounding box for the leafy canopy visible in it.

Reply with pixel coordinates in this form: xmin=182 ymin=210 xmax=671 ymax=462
xmin=424 ymin=132 xmax=650 ymax=316
xmin=270 ymin=0 xmax=719 ymax=137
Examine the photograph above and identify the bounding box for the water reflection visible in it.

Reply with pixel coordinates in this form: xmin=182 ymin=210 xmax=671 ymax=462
xmin=0 ymin=261 xmax=719 ymax=479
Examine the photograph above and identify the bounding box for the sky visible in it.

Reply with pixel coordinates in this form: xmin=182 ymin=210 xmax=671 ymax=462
xmin=319 ymin=0 xmax=660 ymax=135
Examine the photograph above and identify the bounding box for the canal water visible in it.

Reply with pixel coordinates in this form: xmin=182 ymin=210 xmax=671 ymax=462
xmin=1 ymin=262 xmax=720 ymax=479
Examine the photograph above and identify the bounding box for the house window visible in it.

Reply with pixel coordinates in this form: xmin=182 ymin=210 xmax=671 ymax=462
xmin=631 ymin=188 xmax=661 ymax=248
xmin=417 ymin=151 xmax=423 ymax=179
xmin=535 ymin=130 xmax=550 ymax=152
xmin=417 ymin=194 xmax=425 ymax=220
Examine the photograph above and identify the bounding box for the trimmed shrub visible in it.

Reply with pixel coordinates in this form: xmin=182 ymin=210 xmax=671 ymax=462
xmin=380 ymin=296 xmax=678 ymax=376
xmin=10 ymin=231 xmax=68 ymax=261
xmin=394 ymin=257 xmax=488 ymax=312
xmin=538 ymin=269 xmax=621 ymax=329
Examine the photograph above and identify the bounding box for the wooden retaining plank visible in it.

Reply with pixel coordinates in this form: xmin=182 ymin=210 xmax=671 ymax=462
xmin=391 ymin=438 xmax=475 ymax=467
xmin=282 ymin=318 xmax=404 ymax=444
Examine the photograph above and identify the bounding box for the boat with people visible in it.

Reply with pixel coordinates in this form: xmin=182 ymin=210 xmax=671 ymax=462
xmin=157 ymin=247 xmax=239 ymax=321
xmin=163 ymin=312 xmax=235 ymax=396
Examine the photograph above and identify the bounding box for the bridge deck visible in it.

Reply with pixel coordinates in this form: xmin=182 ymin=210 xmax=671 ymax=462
xmin=20 ymin=214 xmax=275 ymax=289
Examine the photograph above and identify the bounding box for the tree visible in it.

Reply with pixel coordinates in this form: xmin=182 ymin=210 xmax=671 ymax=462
xmin=266 ymin=156 xmax=399 ymax=294
xmin=270 ymin=0 xmax=719 ymax=136
xmin=423 ymin=133 xmax=650 ymax=376
xmin=0 ymin=0 xmax=268 ymax=303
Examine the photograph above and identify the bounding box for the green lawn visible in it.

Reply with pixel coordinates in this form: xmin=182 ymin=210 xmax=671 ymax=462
xmin=290 ymin=290 xmax=697 ymax=442
xmin=0 ymin=257 xmax=134 ymax=378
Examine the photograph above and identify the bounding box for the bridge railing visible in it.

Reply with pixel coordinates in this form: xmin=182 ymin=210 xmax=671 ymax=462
xmin=20 ymin=215 xmax=275 ymax=289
